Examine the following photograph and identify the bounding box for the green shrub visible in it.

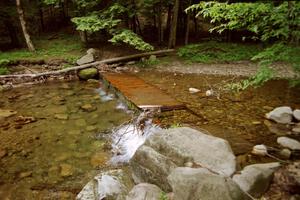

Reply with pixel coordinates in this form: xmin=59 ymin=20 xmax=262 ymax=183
xmin=177 ymin=41 xmax=260 ymax=63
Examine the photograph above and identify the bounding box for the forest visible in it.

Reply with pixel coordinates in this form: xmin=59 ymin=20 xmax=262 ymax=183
xmin=0 ymin=1 xmax=300 ymax=200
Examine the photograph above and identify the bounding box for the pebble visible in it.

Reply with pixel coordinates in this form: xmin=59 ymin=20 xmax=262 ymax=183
xmin=60 ymin=164 xmax=73 ymax=177
xmin=86 ymin=126 xmax=97 ymax=132
xmin=188 ymin=88 xmax=200 ymax=94
xmin=0 ymin=149 xmax=7 ymax=158
xmin=292 ymin=127 xmax=300 ymax=133
xmin=252 ymin=144 xmax=268 ymax=156
xmin=80 ymin=104 xmax=97 ymax=112
xmin=54 ymin=114 xmax=69 ymax=120
xmin=19 ymin=171 xmax=32 ymax=179
xmin=75 ymin=119 xmax=87 ymax=127
xmin=90 ymin=152 xmax=108 ymax=168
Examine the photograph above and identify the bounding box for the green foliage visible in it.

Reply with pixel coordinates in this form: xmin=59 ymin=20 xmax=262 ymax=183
xmin=137 ymin=57 xmax=160 ymax=68
xmin=159 ymin=192 xmax=168 ymax=200
xmin=109 ymin=29 xmax=154 ymax=51
xmin=0 ymin=59 xmax=10 ymax=75
xmin=71 ymin=3 xmax=153 ymax=51
xmin=226 ymin=66 xmax=274 ymax=92
xmin=0 ymin=34 xmax=83 ymax=63
xmin=252 ymin=43 xmax=300 ymax=71
xmin=177 ymin=41 xmax=260 ymax=63
xmin=72 ymin=14 xmax=121 ymax=32
xmin=187 ymin=2 xmax=300 ymax=42
xmin=0 ymin=67 xmax=9 ymax=75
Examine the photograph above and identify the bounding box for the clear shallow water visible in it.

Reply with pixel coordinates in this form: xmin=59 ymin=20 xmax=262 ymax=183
xmin=0 ymin=81 xmax=130 ymax=199
xmin=136 ymin=71 xmax=300 ymax=166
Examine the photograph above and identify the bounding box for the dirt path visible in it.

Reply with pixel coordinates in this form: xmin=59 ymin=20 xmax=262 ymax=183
xmin=153 ymin=56 xmax=298 ymax=78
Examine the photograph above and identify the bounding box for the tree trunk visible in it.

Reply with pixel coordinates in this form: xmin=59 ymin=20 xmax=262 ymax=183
xmin=168 ymin=0 xmax=179 ymax=48
xmin=16 ymin=0 xmax=35 ymax=51
xmin=166 ymin=5 xmax=172 ymax=37
xmin=184 ymin=0 xmax=192 ymax=45
xmin=157 ymin=0 xmax=163 ymax=45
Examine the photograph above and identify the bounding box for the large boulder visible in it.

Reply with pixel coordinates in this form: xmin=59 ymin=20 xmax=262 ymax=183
xmin=77 ymin=53 xmax=95 ymax=65
xmin=168 ymin=167 xmax=250 ymax=200
xmin=126 ymin=183 xmax=163 ymax=200
xmin=130 ymin=127 xmax=236 ymax=192
xmin=145 ymin=127 xmax=236 ymax=176
xmin=266 ymin=106 xmax=293 ymax=124
xmin=130 ymin=146 xmax=176 ymax=191
xmin=76 ymin=169 xmax=133 ymax=200
xmin=277 ymin=137 xmax=300 ymax=150
xmin=232 ymin=162 xmax=280 ymax=198
xmin=78 ymin=68 xmax=98 ymax=80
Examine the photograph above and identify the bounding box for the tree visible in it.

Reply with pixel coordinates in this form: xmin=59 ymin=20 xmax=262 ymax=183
xmin=168 ymin=0 xmax=179 ymax=48
xmin=16 ymin=0 xmax=35 ymax=51
xmin=187 ymin=1 xmax=300 ymax=88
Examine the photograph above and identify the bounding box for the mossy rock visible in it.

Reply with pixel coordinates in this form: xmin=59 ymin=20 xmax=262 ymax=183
xmin=78 ymin=68 xmax=98 ymax=80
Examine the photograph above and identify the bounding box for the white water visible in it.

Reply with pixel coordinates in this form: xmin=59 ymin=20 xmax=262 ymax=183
xmin=95 ymin=87 xmax=114 ymax=102
xmin=109 ymin=117 xmax=161 ymax=165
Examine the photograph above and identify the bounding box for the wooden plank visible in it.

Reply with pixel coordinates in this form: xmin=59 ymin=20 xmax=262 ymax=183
xmin=102 ymin=73 xmax=185 ymax=112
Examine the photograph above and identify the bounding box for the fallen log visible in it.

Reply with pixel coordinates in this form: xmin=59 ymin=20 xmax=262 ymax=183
xmin=0 ymin=49 xmax=174 ymax=79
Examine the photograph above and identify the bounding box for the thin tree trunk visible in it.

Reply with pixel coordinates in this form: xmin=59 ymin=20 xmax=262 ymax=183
xmin=184 ymin=0 xmax=192 ymax=45
xmin=166 ymin=5 xmax=172 ymax=37
xmin=16 ymin=0 xmax=35 ymax=51
xmin=158 ymin=0 xmax=163 ymax=44
xmin=168 ymin=0 xmax=179 ymax=48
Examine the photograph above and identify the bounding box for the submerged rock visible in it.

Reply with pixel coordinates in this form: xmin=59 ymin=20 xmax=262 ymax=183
xmin=80 ymin=104 xmax=97 ymax=112
xmin=54 ymin=114 xmax=69 ymax=120
xmin=277 ymin=137 xmax=300 ymax=150
xmin=77 ymin=54 xmax=95 ymax=65
xmin=0 ymin=109 xmax=17 ymax=118
xmin=280 ymin=148 xmax=292 ymax=159
xmin=78 ymin=68 xmax=98 ymax=80
xmin=126 ymin=183 xmax=163 ymax=200
xmin=232 ymin=162 xmax=280 ymax=198
xmin=60 ymin=164 xmax=73 ymax=177
xmin=0 ymin=149 xmax=7 ymax=158
xmin=90 ymin=152 xmax=108 ymax=168
xmin=266 ymin=106 xmax=293 ymax=124
xmin=168 ymin=167 xmax=249 ymax=200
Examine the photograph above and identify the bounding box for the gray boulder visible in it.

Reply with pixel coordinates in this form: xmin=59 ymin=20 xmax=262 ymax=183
xmin=130 ymin=146 xmax=176 ymax=191
xmin=145 ymin=127 xmax=236 ymax=176
xmin=293 ymin=109 xmax=300 ymax=121
xmin=87 ymin=48 xmax=97 ymax=55
xmin=77 ymin=53 xmax=95 ymax=65
xmin=168 ymin=167 xmax=250 ymax=200
xmin=277 ymin=137 xmax=300 ymax=150
xmin=266 ymin=106 xmax=293 ymax=124
xmin=76 ymin=169 xmax=133 ymax=200
xmin=126 ymin=183 xmax=163 ymax=200
xmin=78 ymin=68 xmax=98 ymax=80
xmin=232 ymin=162 xmax=280 ymax=198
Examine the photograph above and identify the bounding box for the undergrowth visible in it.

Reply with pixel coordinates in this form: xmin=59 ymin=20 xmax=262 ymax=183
xmin=177 ymin=41 xmax=261 ymax=63
xmin=0 ymin=34 xmax=84 ymax=64
xmin=0 ymin=59 xmax=10 ymax=75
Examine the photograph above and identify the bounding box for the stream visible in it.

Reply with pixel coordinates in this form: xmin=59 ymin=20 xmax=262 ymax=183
xmin=0 ymin=70 xmax=300 ymax=199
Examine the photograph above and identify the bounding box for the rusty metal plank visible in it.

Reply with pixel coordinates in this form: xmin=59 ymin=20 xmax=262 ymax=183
xmin=102 ymin=73 xmax=185 ymax=111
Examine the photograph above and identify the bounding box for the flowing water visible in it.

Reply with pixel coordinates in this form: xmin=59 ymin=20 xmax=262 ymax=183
xmin=0 ymin=81 xmax=131 ymax=199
